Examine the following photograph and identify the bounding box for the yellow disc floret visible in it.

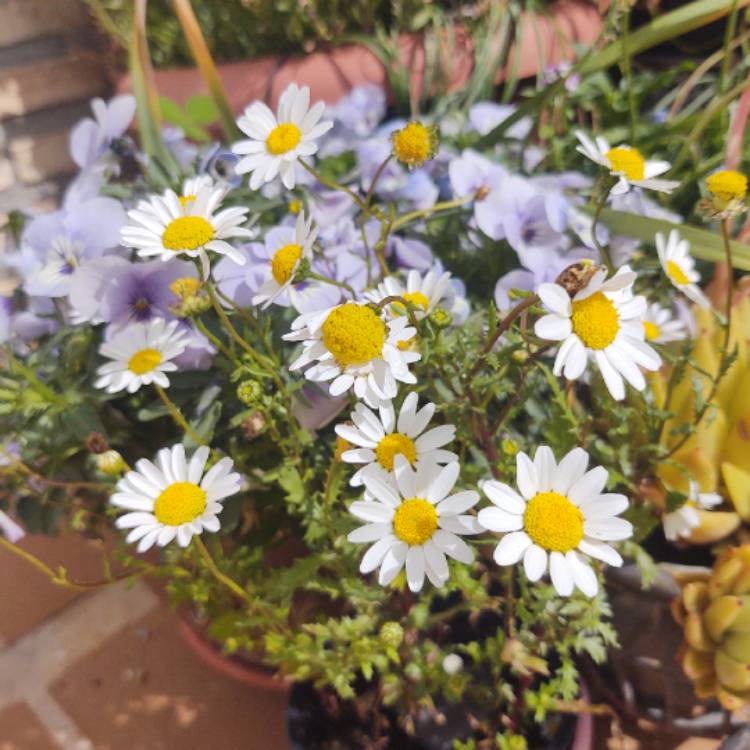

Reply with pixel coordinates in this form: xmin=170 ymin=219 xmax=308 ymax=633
xmin=288 ymin=199 xmax=303 ymax=215
xmin=391 ymin=121 xmax=438 ymax=168
xmin=706 ymin=170 xmax=748 ymax=202
xmin=376 ymin=433 xmax=418 ymax=471
xmin=266 ymin=123 xmax=302 ymax=155
xmin=643 ymin=321 xmax=661 ymax=341
xmin=571 ymin=292 xmax=620 ymax=350
xmin=170 ymin=277 xmax=202 ymax=299
xmin=666 ymin=260 xmax=690 ymax=286
xmin=393 ymin=497 xmax=438 ymax=546
xmin=128 ymin=348 xmax=162 ymax=375
xmin=322 ymin=304 xmax=387 ymax=367
xmin=271 ymin=243 xmax=303 ymax=285
xmin=153 ymin=481 xmax=207 ymax=526
xmin=162 ymin=216 xmax=214 ymax=251
xmin=606 ymin=147 xmax=645 ymax=181
xmin=524 ymin=491 xmax=584 ymax=552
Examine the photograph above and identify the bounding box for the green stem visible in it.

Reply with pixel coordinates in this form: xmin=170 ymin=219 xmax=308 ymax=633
xmin=719 ymin=0 xmax=740 ymax=97
xmin=193 ymin=536 xmax=253 ymax=605
xmin=622 ymin=6 xmax=637 ymax=144
xmin=300 ymin=160 xmax=365 ymax=208
xmin=363 ymin=155 xmax=392 ymax=208
xmin=5 ymin=349 xmax=66 ymax=406
xmin=194 ymin=317 xmax=234 ymax=361
xmin=590 ymin=178 xmax=616 ymax=273
xmin=390 ymin=194 xmax=473 ymax=232
xmin=155 ymin=383 xmax=206 ymax=445
xmin=307 ymin=272 xmax=356 ymax=298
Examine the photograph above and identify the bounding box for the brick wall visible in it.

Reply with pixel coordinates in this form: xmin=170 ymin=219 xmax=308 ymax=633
xmin=0 ymin=0 xmax=111 ymax=224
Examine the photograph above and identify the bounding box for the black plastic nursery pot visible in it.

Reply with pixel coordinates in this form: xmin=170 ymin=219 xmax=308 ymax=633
xmin=286 ymin=681 xmax=588 ymax=750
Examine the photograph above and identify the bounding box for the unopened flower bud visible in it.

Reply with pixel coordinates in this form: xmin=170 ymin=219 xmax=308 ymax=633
xmin=429 ymin=308 xmax=452 ymax=329
xmin=442 ymin=653 xmax=463 ymax=675
xmin=241 ymin=412 xmax=266 ymax=440
xmin=97 ymin=450 xmax=126 ymax=476
xmin=379 ymin=621 xmax=405 ymax=649
xmin=85 ymin=431 xmax=110 ymax=454
xmin=237 ymin=379 xmax=263 ymax=406
xmin=391 ymin=121 xmax=439 ymax=168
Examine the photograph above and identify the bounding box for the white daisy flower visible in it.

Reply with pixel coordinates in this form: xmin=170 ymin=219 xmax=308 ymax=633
xmin=283 ymin=301 xmax=420 ymax=408
xmin=347 ymin=457 xmax=482 ymax=592
xmin=656 ymin=229 xmax=710 ymax=309
xmin=252 ymin=211 xmax=317 ymax=308
xmin=365 ymin=269 xmax=454 ymax=321
xmin=120 ymin=180 xmax=253 ymax=275
xmin=478 ymin=446 xmax=632 ymax=597
xmin=112 ymin=444 xmax=241 ymax=552
xmin=663 ymin=479 xmax=722 ymax=542
xmin=643 ymin=301 xmax=687 ymax=344
xmin=335 ymin=392 xmax=457 ymax=487
xmin=534 ymin=266 xmax=661 ymax=401
xmin=575 ymin=131 xmax=679 ymax=195
xmin=233 ymin=83 xmax=333 ymax=191
xmin=95 ymin=318 xmax=188 ymax=394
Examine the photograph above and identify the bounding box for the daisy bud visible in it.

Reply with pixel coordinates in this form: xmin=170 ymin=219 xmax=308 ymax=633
xmin=85 ymin=431 xmax=110 ymax=454
xmin=442 ymin=653 xmax=463 ymax=675
xmin=240 ymin=412 xmax=266 ymax=440
xmin=379 ymin=621 xmax=405 ymax=649
xmin=237 ymin=379 xmax=264 ymax=406
xmin=173 ymin=293 xmax=212 ymax=318
xmin=701 ymin=169 xmax=748 ymax=219
xmin=391 ymin=121 xmax=439 ymax=168
xmin=97 ymin=450 xmax=126 ymax=476
xmin=429 ymin=308 xmax=452 ymax=329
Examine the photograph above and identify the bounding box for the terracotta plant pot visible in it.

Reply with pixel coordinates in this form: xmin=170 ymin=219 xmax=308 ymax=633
xmin=117 ymin=0 xmax=604 ymax=111
xmin=178 ymin=613 xmax=291 ymax=695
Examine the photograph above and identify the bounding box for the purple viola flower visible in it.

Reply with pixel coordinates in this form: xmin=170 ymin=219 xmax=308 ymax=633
xmin=386 ymin=235 xmax=434 ymax=271
xmin=69 ymin=95 xmax=136 ymax=171
xmin=468 ymin=101 xmax=532 ymax=140
xmin=320 ymin=85 xmax=387 ymax=157
xmin=449 ymin=150 xmax=508 ymax=234
xmin=172 ymin=322 xmax=215 ymax=370
xmin=163 ymin=126 xmax=199 ymax=170
xmin=199 ymin=143 xmax=242 ymax=188
xmin=69 ymin=257 xmax=197 ymax=329
xmin=307 ymin=189 xmax=355 ymax=227
xmin=213 ymin=247 xmax=267 ymax=308
xmin=292 ymin=383 xmax=348 ymax=432
xmin=17 ymin=195 xmax=126 ymax=298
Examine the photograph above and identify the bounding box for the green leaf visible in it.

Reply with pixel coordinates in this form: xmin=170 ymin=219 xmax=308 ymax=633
xmin=598 ymin=209 xmax=750 ymax=271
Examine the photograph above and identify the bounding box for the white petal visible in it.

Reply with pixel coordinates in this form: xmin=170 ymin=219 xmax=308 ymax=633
xmin=584 ymin=517 xmax=633 ymax=541
xmin=481 ymin=481 xmax=526 ymax=514
xmin=360 ymin=535 xmax=396 ymax=574
xmin=493 ymin=531 xmax=531 ymax=565
xmin=549 ymin=551 xmax=574 ymax=596
xmin=424 ymin=540 xmax=449 ymax=584
xmin=438 ymin=515 xmax=484 ymax=535
xmin=535 ymin=314 xmax=572 ymax=341
xmin=537 ymin=283 xmax=571 ymax=316
xmin=567 ymin=466 xmax=608 ymax=506
xmin=478 ymin=507 xmax=524 ymax=533
xmin=349 ymin=501 xmax=394 ymax=523
xmin=433 ymin=529 xmax=474 ymax=564
xmin=578 ymin=538 xmax=623 ymax=567
xmin=533 ymin=446 xmax=556 ymax=493
xmin=567 ymin=550 xmax=598 ymax=596
xmin=378 ymin=541 xmax=408 ymax=585
xmin=426 ymin=462 xmax=460 ymax=504
xmin=436 ymin=490 xmax=479 ymax=516
xmin=406 ymin=546 xmax=426 ymax=592
xmin=578 ymin=493 xmax=629 ymax=519
xmin=523 ymin=544 xmax=547 ymax=581
xmin=348 ymin=522 xmax=391 ymax=543
xmin=552 ymin=448 xmax=589 ymax=495
xmin=515 ymin=452 xmax=538 ymax=499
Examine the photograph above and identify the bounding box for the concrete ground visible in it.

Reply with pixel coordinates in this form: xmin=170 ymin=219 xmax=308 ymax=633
xmin=0 ymin=532 xmax=726 ymax=750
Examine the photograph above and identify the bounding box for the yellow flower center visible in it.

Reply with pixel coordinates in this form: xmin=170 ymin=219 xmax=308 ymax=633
xmin=606 ymin=147 xmax=645 ymax=181
xmin=375 ymin=433 xmax=418 ymax=471
xmin=392 ymin=122 xmax=436 ymax=167
xmin=162 ymin=216 xmax=214 ymax=251
xmin=334 ymin=436 xmax=351 ymax=462
xmin=321 ymin=304 xmax=387 ymax=367
xmin=266 ymin=123 xmax=302 ymax=155
xmin=393 ymin=497 xmax=438 ymax=546
xmin=170 ymin=277 xmax=201 ymax=299
xmin=706 ymin=170 xmax=748 ymax=202
xmin=643 ymin=321 xmax=661 ymax=341
xmin=271 ymin=243 xmax=303 ymax=285
xmin=392 ymin=291 xmax=430 ymax=315
xmin=571 ymin=292 xmax=620 ymax=350
xmin=128 ymin=348 xmax=162 ymax=375
xmin=153 ymin=481 xmax=207 ymax=526
xmin=524 ymin=491 xmax=584 ymax=552
xmin=666 ymin=260 xmax=690 ymax=286
xmin=178 ymin=194 xmax=197 ymax=207
xmin=288 ymin=199 xmax=303 ymax=215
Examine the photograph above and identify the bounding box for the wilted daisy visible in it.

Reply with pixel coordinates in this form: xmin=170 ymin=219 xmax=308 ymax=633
xmin=663 ymin=480 xmax=722 ymax=542
xmin=391 ymin=121 xmax=439 ymax=168
xmin=283 ymin=302 xmax=420 ymax=407
xmin=365 ymin=269 xmax=454 ymax=321
xmin=233 ymin=83 xmax=333 ymax=190
xmin=656 ymin=230 xmax=710 ymax=308
xmin=95 ymin=318 xmax=188 ymax=394
xmin=335 ymin=392 xmax=457 ymax=487
xmin=575 ymin=131 xmax=678 ymax=195
xmin=252 ymin=211 xmax=317 ymax=308
xmin=478 ymin=446 xmax=632 ymax=597
xmin=703 ymin=168 xmax=747 ymax=218
xmin=348 ymin=457 xmax=481 ymax=592
xmin=643 ymin=302 xmax=687 ymax=344
xmin=120 ymin=179 xmax=252 ymax=275
xmin=534 ymin=266 xmax=661 ymax=401
xmin=112 ymin=444 xmax=241 ymax=552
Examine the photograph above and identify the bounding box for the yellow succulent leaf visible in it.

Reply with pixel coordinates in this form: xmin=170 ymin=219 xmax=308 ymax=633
xmin=718 ymin=688 xmax=746 ymax=710
xmin=722 ymin=631 xmax=750 ymax=663
xmin=681 ymin=581 xmax=711 ymax=614
xmin=711 ymin=556 xmax=746 ymax=598
xmin=715 ymin=649 xmax=750 ymax=692
xmin=682 ymin=647 xmax=715 ymax=680
xmin=722 ymin=462 xmax=750 ymax=521
xmin=685 ymin=612 xmax=716 ymax=651
xmin=704 ymin=596 xmax=743 ymax=642
xmin=724 ymin=363 xmax=750 ymax=425
xmin=693 ymin=673 xmax=719 ymax=699
xmin=684 ymin=510 xmax=740 ymax=545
